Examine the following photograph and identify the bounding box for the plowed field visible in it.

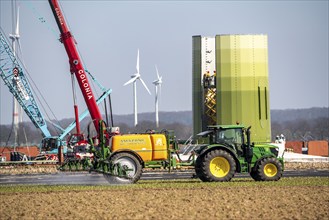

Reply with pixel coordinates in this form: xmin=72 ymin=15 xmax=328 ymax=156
xmin=1 ymin=178 xmax=328 ymax=220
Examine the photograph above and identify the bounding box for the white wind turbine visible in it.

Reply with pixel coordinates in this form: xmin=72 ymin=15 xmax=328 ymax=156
xmin=9 ymin=3 xmax=22 ymax=147
xmin=124 ymin=49 xmax=151 ymax=127
xmin=153 ymin=65 xmax=162 ymax=128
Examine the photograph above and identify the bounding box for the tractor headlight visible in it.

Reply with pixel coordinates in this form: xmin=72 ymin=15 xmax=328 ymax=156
xmin=270 ymin=147 xmax=279 ymax=157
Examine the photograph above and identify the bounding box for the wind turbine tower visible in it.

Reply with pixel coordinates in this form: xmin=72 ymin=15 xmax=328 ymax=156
xmin=153 ymin=65 xmax=162 ymax=128
xmin=8 ymin=0 xmax=22 ymax=147
xmin=124 ymin=49 xmax=151 ymax=127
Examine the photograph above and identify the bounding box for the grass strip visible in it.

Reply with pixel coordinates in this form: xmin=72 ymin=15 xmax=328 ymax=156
xmin=0 ymin=177 xmax=328 ymax=193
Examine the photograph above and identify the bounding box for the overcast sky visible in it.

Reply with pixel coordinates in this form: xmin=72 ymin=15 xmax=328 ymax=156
xmin=0 ymin=0 xmax=328 ymax=126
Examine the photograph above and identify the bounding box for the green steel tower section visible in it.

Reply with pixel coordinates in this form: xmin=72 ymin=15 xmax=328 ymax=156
xmin=192 ymin=34 xmax=271 ymax=143
xmin=192 ymin=36 xmax=202 ymax=134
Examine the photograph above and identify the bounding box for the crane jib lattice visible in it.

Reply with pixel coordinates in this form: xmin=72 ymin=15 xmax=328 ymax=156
xmin=0 ymin=29 xmax=51 ymax=137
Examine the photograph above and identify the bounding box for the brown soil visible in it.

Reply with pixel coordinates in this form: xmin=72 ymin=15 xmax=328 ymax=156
xmin=285 ymin=162 xmax=329 ymax=170
xmin=0 ymin=165 xmax=59 ymax=175
xmin=0 ymin=163 xmax=328 ymax=219
xmin=1 ymin=185 xmax=328 ymax=219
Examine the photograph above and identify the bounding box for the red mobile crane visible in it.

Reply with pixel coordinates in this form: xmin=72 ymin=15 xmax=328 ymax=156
xmin=48 ymin=0 xmax=102 ymax=134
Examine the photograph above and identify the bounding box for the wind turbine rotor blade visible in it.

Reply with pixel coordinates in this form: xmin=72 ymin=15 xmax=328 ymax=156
xmin=136 ymin=49 xmax=140 ymax=74
xmin=15 ymin=5 xmax=20 ymax=36
xmin=16 ymin=6 xmax=24 ymax=63
xmin=139 ymin=78 xmax=151 ymax=95
xmin=123 ymin=76 xmax=138 ymax=86
xmin=155 ymin=65 xmax=160 ymax=79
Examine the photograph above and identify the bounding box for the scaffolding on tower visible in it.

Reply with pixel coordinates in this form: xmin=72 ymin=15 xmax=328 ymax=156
xmin=203 ymin=71 xmax=217 ymax=126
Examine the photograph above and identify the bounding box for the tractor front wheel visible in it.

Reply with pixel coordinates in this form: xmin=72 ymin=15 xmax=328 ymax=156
xmin=195 ymin=149 xmax=236 ymax=182
xmin=251 ymin=157 xmax=282 ymax=181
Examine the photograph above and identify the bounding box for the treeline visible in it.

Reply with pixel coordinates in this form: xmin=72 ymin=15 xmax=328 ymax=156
xmin=0 ymin=121 xmax=193 ymax=146
xmin=0 ymin=108 xmax=328 ymax=145
xmin=1 ymin=119 xmax=327 ymax=146
xmin=271 ymin=107 xmax=328 ymax=123
xmin=271 ymin=117 xmax=328 ymax=141
xmin=0 ymin=122 xmax=44 ymax=146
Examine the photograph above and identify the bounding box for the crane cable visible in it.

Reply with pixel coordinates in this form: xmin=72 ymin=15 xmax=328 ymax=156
xmin=22 ymin=1 xmax=58 ymax=38
xmin=19 ymin=1 xmax=73 ymax=134
xmin=14 ymin=38 xmax=63 ymax=136
xmin=25 ymin=0 xmax=108 ymax=104
xmin=27 ymin=1 xmax=109 ymax=132
xmin=57 ymin=1 xmax=109 ymax=123
xmin=1 ymin=25 xmax=63 ymax=136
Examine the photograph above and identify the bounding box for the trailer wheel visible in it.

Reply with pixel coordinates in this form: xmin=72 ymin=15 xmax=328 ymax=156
xmin=195 ymin=149 xmax=236 ymax=182
xmin=252 ymin=157 xmax=282 ymax=181
xmin=104 ymin=152 xmax=142 ymax=184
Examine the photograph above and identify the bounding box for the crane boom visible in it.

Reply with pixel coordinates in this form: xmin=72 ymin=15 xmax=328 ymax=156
xmin=0 ymin=29 xmax=51 ymax=138
xmin=48 ymin=0 xmax=102 ymax=132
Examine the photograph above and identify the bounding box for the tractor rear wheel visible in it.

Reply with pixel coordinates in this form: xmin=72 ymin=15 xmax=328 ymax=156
xmin=195 ymin=154 xmax=209 ymax=182
xmin=250 ymin=170 xmax=261 ymax=181
xmin=251 ymin=157 xmax=282 ymax=181
xmin=195 ymin=149 xmax=236 ymax=182
xmin=104 ymin=152 xmax=142 ymax=184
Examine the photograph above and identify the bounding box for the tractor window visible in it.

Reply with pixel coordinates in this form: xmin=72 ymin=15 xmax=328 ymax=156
xmin=216 ymin=129 xmax=234 ymax=142
xmin=215 ymin=128 xmax=244 ymax=156
xmin=216 ymin=129 xmax=243 ymax=144
xmin=235 ymin=129 xmax=243 ymax=145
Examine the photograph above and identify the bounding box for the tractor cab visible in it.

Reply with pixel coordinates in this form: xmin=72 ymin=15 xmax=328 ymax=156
xmin=200 ymin=125 xmax=248 ymax=157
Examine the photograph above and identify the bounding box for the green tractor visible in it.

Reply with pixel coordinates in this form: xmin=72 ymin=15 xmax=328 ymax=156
xmin=194 ymin=125 xmax=283 ymax=182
